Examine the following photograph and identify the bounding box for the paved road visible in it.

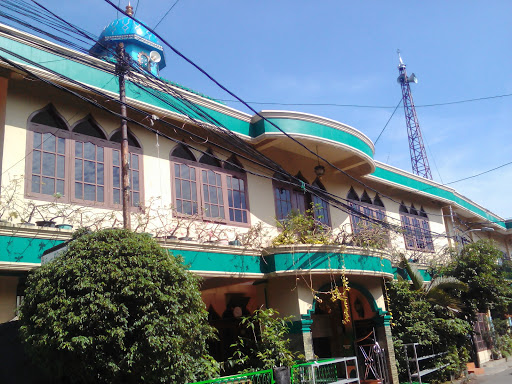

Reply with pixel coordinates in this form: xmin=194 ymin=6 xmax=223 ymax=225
xmin=471 ymin=360 xmax=512 ymax=384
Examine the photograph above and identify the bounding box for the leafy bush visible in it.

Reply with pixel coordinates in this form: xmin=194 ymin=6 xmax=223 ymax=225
xmin=389 ymin=280 xmax=471 ymax=383
xmin=20 ymin=229 xmax=217 ymax=384
xmin=228 ymin=308 xmax=298 ymax=373
xmin=272 ymin=207 xmax=332 ymax=246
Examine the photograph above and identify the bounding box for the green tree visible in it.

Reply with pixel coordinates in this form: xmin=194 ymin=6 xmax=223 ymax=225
xmin=402 ymin=256 xmax=468 ymax=311
xmin=228 ymin=308 xmax=297 ymax=373
xmin=20 ymin=229 xmax=217 ymax=384
xmin=389 ymin=279 xmax=471 ymax=382
xmin=444 ymin=240 xmax=512 ymax=318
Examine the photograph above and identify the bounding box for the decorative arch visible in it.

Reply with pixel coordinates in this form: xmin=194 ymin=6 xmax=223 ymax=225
xmin=71 ymin=114 xmax=107 ymax=139
xmin=224 ymin=154 xmax=245 ymax=173
xmin=170 ymin=143 xmax=195 ymax=161
xmin=295 ymin=171 xmax=309 ymax=185
xmin=399 ymin=201 xmax=409 ymax=214
xmin=360 ymin=190 xmax=372 ymax=205
xmin=28 ymin=103 xmax=69 ymax=130
xmin=312 ymin=281 xmax=383 ymax=315
xmin=199 ymin=148 xmax=221 ymax=168
xmin=373 ymin=194 xmax=385 ymax=208
xmin=347 ymin=187 xmax=359 ymax=201
xmin=109 ymin=128 xmax=142 ymax=148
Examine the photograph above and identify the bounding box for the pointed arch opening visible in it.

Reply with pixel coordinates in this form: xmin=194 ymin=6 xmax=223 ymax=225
xmin=199 ymin=148 xmax=221 ymax=168
xmin=110 ymin=128 xmax=142 ymax=148
xmin=72 ymin=115 xmax=107 ymax=139
xmin=171 ymin=143 xmax=196 ymax=161
xmin=29 ymin=104 xmax=68 ymax=130
xmin=224 ymin=154 xmax=245 ymax=173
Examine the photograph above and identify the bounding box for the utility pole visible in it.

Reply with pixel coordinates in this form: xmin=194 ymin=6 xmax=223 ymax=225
xmin=116 ymin=42 xmax=131 ymax=230
xmin=397 ymin=50 xmax=433 ymax=180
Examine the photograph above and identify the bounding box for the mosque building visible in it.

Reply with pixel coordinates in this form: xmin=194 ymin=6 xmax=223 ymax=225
xmin=0 ymin=4 xmax=510 ymax=383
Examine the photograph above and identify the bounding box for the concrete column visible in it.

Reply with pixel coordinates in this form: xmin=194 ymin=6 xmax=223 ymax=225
xmin=376 ymin=314 xmax=399 ymax=384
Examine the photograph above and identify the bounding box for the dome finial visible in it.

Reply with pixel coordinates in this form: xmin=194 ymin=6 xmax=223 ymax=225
xmin=126 ymin=1 xmax=134 ymax=16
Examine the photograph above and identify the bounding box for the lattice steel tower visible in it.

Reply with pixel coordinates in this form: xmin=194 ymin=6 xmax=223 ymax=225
xmin=397 ymin=50 xmax=432 ymax=180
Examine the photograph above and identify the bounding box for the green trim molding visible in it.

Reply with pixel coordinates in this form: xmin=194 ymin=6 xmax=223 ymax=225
xmin=267 ymin=250 xmax=393 ymax=276
xmin=0 ymin=234 xmax=63 ymax=265
xmin=372 ymin=166 xmax=506 ymax=228
xmin=250 ymin=117 xmax=374 ymax=159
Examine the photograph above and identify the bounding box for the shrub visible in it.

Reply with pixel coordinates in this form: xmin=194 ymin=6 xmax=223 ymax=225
xmin=20 ymin=229 xmax=217 ymax=384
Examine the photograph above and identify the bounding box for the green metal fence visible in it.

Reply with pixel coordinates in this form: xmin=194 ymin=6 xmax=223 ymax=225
xmin=192 ymin=369 xmax=274 ymax=384
xmin=190 ymin=357 xmax=360 ymax=384
xmin=291 ymin=357 xmax=360 ymax=384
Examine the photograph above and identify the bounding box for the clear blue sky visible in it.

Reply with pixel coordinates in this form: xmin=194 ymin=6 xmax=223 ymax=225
xmin=7 ymin=1 xmax=512 ymax=218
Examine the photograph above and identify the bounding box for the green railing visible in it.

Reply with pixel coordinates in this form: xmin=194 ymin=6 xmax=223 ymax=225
xmin=190 ymin=357 xmax=360 ymax=384
xmin=291 ymin=357 xmax=360 ymax=384
xmin=192 ymin=369 xmax=274 ymax=384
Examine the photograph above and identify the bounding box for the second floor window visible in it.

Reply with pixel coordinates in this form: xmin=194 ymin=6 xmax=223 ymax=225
xmin=26 ymin=104 xmax=143 ymax=208
xmin=347 ymin=187 xmax=386 ymax=234
xmin=399 ymin=202 xmax=434 ymax=252
xmin=273 ymin=173 xmax=330 ymax=225
xmin=170 ymin=145 xmax=249 ymax=226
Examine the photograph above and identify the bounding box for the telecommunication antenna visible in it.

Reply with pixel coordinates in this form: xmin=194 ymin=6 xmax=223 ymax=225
xmin=397 ymin=50 xmax=432 ymax=180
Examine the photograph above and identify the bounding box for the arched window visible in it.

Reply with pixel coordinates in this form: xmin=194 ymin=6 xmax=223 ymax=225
xmin=26 ymin=108 xmax=144 ymax=208
xmin=170 ymin=147 xmax=249 ymax=225
xmin=272 ymin=173 xmax=309 ymax=221
xmin=73 ymin=115 xmax=107 ymax=139
xmin=400 ymin=202 xmax=434 ymax=252
xmin=199 ymin=149 xmax=221 ymax=168
xmin=27 ymin=104 xmax=69 ymax=197
xmin=347 ymin=188 xmax=386 ymax=234
xmin=110 ymin=129 xmax=141 ymax=148
xmin=312 ymin=179 xmax=330 ymax=226
xmin=109 ymin=128 xmax=143 ymax=207
xmin=272 ymin=173 xmax=331 ymax=225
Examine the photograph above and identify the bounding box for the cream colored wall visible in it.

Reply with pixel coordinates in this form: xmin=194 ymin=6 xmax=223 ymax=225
xmin=266 ymin=276 xmax=302 ymax=321
xmin=2 ymin=76 xmax=506 ymax=261
xmin=0 ymin=276 xmax=18 ymax=323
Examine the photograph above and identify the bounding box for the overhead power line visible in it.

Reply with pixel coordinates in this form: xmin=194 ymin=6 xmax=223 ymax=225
xmin=374 ymin=99 xmax=401 ymax=145
xmin=2 ymin=0 xmax=499 ymax=226
xmin=216 ymin=92 xmax=512 ymax=109
xmin=154 ymin=0 xmax=181 ymax=30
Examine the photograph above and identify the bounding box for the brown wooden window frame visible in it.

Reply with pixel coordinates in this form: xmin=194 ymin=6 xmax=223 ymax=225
xmin=348 ymin=200 xmax=386 ymax=234
xmin=170 ymin=156 xmax=250 ymax=227
xmin=272 ymin=177 xmax=331 ymax=226
xmin=399 ymin=210 xmax=434 ymax=253
xmin=25 ymin=114 xmax=144 ymax=210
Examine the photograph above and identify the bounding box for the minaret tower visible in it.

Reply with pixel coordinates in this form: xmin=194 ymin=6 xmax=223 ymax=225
xmin=397 ymin=50 xmax=432 ymax=180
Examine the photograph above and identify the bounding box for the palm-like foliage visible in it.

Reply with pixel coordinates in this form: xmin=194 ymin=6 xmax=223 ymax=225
xmin=401 ymin=256 xmax=468 ymax=311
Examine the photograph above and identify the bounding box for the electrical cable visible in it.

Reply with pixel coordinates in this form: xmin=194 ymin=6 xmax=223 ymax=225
xmin=154 ymin=0 xmax=181 ymax=30
xmin=1 ymin=50 xmax=465 ymax=247
xmin=216 ymin=93 xmax=512 ymax=109
xmin=103 ymin=0 xmax=470 ymax=220
xmin=374 ymin=99 xmax=401 ymax=145
xmin=3 ymin=0 xmax=504 ymax=223
xmin=0 ymin=2 xmax=494 ymax=231
xmin=0 ymin=50 xmax=418 ymax=236
xmin=0 ymin=1 xmax=473 ymax=235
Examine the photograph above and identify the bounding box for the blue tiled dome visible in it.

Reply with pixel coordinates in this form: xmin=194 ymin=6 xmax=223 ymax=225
xmin=99 ymin=16 xmax=160 ymax=48
xmin=89 ymin=8 xmax=166 ymax=75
